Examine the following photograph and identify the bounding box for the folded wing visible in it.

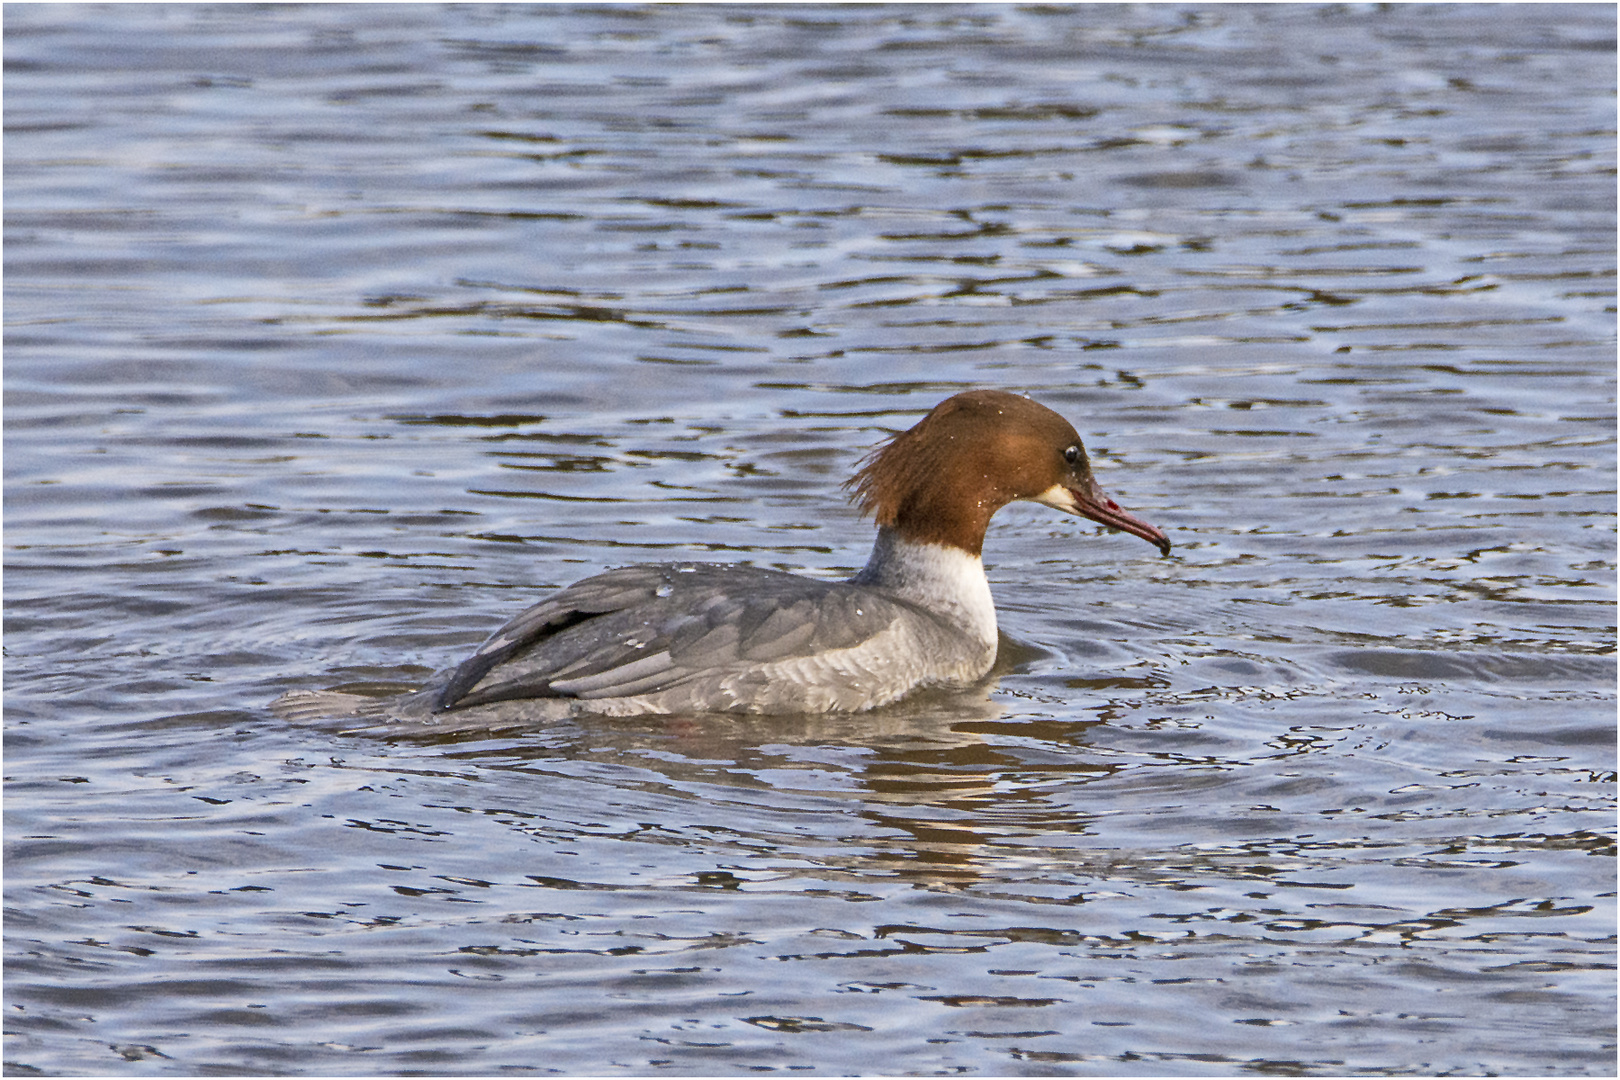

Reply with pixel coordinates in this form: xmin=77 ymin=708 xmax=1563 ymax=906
xmin=435 ymin=564 xmax=908 ymax=711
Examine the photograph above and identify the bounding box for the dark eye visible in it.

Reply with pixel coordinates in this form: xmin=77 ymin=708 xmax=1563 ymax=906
xmin=1063 ymin=445 xmax=1080 ymax=465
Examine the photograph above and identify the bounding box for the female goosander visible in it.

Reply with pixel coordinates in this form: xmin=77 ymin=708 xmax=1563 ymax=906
xmin=278 ymin=390 xmax=1169 ymax=723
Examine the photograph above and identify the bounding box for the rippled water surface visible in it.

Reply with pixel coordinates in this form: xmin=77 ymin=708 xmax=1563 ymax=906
xmin=6 ymin=4 xmax=1615 ymax=1075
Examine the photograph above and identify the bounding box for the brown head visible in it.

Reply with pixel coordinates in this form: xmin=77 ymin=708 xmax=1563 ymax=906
xmin=845 ymin=389 xmax=1171 ymax=557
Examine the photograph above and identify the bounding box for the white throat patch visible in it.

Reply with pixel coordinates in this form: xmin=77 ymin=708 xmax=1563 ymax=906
xmin=853 ymin=528 xmax=997 ymax=649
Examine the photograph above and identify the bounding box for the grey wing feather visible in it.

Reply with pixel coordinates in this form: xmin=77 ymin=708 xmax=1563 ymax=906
xmin=436 ymin=563 xmax=907 ymax=711
xmin=435 ymin=565 xmax=669 ymax=709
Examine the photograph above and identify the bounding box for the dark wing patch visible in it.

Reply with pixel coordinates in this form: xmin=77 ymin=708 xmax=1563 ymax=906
xmin=436 ymin=563 xmax=907 ymax=711
xmin=434 ymin=566 xmax=668 ymax=709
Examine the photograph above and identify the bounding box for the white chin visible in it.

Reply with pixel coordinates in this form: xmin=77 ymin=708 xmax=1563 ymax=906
xmin=1032 ymin=483 xmax=1080 ymax=514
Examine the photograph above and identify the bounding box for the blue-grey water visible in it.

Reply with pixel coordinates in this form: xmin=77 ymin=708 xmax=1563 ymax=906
xmin=5 ymin=4 xmax=1615 ymax=1075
